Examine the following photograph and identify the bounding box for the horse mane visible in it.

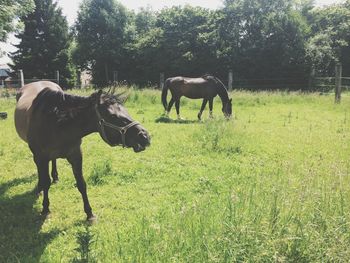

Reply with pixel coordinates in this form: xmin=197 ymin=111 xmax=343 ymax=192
xmin=32 ymin=88 xmax=125 ymax=124
xmin=201 ymin=74 xmax=215 ymax=80
xmin=32 ymin=88 xmax=92 ymax=124
xmin=201 ymin=74 xmax=228 ymax=91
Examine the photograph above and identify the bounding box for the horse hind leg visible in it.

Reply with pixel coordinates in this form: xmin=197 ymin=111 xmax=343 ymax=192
xmin=166 ymin=98 xmax=175 ymax=117
xmin=175 ymin=99 xmax=184 ymax=120
xmin=34 ymin=155 xmax=51 ymax=217
xmin=51 ymin=159 xmax=59 ymax=183
xmin=36 ymin=159 xmax=58 ymax=197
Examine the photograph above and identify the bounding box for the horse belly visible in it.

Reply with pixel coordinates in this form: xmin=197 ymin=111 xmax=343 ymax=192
xmin=182 ymin=85 xmax=214 ymax=99
xmin=15 ymin=92 xmax=38 ymax=142
xmin=184 ymin=93 xmax=204 ymax=99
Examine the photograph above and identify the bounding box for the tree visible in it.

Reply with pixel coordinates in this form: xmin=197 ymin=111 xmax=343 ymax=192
xmin=11 ymin=0 xmax=76 ymax=87
xmin=74 ymin=0 xmax=129 ymax=86
xmin=121 ymin=7 xmax=159 ymax=84
xmin=99 ymin=5 xmax=219 ymax=85
xmin=0 ymin=0 xmax=34 ymax=42
xmin=70 ymin=0 xmax=347 ymax=89
xmin=134 ymin=6 xmax=156 ymax=35
xmin=218 ymin=0 xmax=310 ymax=89
xmin=155 ymin=6 xmax=218 ymax=77
xmin=306 ymin=2 xmax=350 ymax=75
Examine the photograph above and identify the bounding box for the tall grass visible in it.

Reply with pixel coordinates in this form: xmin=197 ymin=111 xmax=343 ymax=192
xmin=0 ymin=88 xmax=350 ymax=262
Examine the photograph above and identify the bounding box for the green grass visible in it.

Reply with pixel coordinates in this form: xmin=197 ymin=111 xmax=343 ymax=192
xmin=1 ymin=88 xmax=350 ymax=262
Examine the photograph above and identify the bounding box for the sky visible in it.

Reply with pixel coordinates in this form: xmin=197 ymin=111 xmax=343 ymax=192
xmin=60 ymin=0 xmax=343 ymax=25
xmin=0 ymin=0 xmax=344 ymax=64
xmin=60 ymin=0 xmax=223 ymax=25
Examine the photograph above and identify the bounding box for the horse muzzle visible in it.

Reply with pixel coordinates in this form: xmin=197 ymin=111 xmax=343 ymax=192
xmin=132 ymin=130 xmax=151 ymax=153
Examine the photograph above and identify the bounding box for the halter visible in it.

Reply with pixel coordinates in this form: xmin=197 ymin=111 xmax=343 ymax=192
xmin=94 ymin=105 xmax=139 ymax=147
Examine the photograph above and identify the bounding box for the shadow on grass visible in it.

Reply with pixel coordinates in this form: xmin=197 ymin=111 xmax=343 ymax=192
xmin=0 ymin=175 xmax=59 ymax=262
xmin=155 ymin=116 xmax=199 ymax=124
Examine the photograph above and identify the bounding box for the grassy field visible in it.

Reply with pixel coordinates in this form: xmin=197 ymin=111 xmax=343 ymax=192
xmin=1 ymin=87 xmax=350 ymax=262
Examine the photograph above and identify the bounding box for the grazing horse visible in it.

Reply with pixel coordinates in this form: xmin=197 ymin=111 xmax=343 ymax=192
xmin=162 ymin=75 xmax=232 ymax=120
xmin=15 ymin=81 xmax=150 ymax=221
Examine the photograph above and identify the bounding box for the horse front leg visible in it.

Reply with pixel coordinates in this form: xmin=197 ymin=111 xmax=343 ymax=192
xmin=209 ymin=98 xmax=214 ymax=118
xmin=198 ymin=99 xmax=208 ymax=120
xmin=51 ymin=159 xmax=58 ymax=183
xmin=67 ymin=147 xmax=96 ymax=222
xmin=34 ymin=155 xmax=51 ymax=217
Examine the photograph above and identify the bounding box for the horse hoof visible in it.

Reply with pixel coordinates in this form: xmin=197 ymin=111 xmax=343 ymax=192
xmin=35 ymin=185 xmax=43 ymax=196
xmin=41 ymin=211 xmax=51 ymax=219
xmin=87 ymin=214 xmax=97 ymax=224
xmin=52 ymin=179 xmax=59 ymax=184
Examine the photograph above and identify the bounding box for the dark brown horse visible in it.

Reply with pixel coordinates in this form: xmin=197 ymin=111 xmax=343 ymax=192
xmin=162 ymin=75 xmax=232 ymax=120
xmin=15 ymin=81 xmax=150 ymax=221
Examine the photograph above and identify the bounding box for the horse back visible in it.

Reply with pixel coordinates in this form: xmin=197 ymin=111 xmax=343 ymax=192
xmin=15 ymin=81 xmax=63 ymax=142
xmin=168 ymin=76 xmax=215 ymax=99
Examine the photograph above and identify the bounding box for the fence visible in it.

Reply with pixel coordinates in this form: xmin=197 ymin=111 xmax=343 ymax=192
xmin=310 ymin=64 xmax=348 ymax=103
xmin=1 ymin=78 xmax=59 ymax=89
xmin=1 ymin=67 xmax=349 ymax=103
xmin=0 ymin=70 xmax=59 ymax=89
xmin=230 ymin=78 xmax=309 ymax=90
xmin=312 ymin=77 xmax=350 ymax=91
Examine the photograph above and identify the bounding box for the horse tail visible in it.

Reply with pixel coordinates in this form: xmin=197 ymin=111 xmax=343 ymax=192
xmin=162 ymin=78 xmax=170 ymax=110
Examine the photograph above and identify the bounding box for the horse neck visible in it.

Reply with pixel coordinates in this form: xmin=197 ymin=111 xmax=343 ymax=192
xmin=72 ymin=106 xmax=98 ymax=138
xmin=55 ymin=95 xmax=98 ymax=139
xmin=216 ymin=84 xmax=229 ymax=106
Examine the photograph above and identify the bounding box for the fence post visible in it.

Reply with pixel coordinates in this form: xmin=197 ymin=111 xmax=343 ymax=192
xmin=18 ymin=70 xmax=24 ymax=88
xmin=160 ymin=73 xmax=165 ymax=90
xmin=228 ymin=69 xmax=233 ymax=91
xmin=55 ymin=70 xmax=60 ymax=85
xmin=76 ymin=70 xmax=81 ymax=89
xmin=335 ymin=63 xmax=342 ymax=104
xmin=113 ymin=71 xmax=118 ymax=85
xmin=308 ymin=67 xmax=315 ymax=90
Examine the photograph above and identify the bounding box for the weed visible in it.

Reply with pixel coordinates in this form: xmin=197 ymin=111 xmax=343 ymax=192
xmin=115 ymin=170 xmax=137 ymax=184
xmin=88 ymin=159 xmax=114 ymax=185
xmin=131 ymin=92 xmax=139 ymax=103
xmin=73 ymin=226 xmax=97 ymax=263
xmin=195 ymin=177 xmax=218 ymax=194
xmin=150 ymin=95 xmax=157 ymax=104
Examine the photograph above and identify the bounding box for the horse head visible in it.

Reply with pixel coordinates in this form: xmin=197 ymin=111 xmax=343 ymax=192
xmin=208 ymin=75 xmax=232 ymax=119
xmin=92 ymin=90 xmax=150 ymax=152
xmin=222 ymin=98 xmax=232 ymax=119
